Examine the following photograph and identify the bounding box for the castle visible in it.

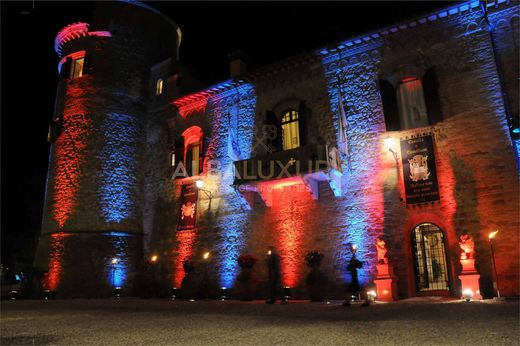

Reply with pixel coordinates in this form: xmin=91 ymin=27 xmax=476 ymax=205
xmin=35 ymin=0 xmax=519 ymax=299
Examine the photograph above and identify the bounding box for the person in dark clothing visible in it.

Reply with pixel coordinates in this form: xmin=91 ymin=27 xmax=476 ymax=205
xmin=266 ymin=246 xmax=281 ymax=304
xmin=347 ymin=253 xmax=363 ymax=297
xmin=343 ymin=244 xmax=365 ymax=306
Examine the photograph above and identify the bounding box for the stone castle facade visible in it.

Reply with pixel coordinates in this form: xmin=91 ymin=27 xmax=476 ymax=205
xmin=35 ymin=0 xmax=519 ymax=299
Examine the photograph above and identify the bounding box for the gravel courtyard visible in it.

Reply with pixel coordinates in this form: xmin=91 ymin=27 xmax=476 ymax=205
xmin=1 ymin=298 xmax=518 ymax=345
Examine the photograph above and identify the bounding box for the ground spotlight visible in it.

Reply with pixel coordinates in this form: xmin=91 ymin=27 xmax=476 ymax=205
xmin=283 ymin=286 xmax=292 ymax=303
xmin=114 ymin=287 xmax=121 ymax=299
xmin=171 ymin=287 xmax=178 ymax=300
xmin=367 ymin=290 xmax=377 ymax=302
xmin=462 ymin=289 xmax=473 ymax=302
xmin=220 ymin=287 xmax=228 ymax=301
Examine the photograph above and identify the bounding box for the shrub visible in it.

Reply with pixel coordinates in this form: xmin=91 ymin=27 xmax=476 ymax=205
xmin=237 ymin=254 xmax=256 ymax=269
xmin=305 ymin=251 xmax=324 ymax=268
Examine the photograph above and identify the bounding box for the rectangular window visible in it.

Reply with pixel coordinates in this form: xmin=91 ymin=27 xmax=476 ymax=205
xmin=70 ymin=58 xmax=84 ymax=79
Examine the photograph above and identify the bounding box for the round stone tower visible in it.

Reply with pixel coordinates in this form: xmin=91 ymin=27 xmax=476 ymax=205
xmin=34 ymin=1 xmax=181 ymax=297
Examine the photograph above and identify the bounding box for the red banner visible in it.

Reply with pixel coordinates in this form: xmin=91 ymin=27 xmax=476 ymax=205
xmin=177 ymin=183 xmax=198 ymax=231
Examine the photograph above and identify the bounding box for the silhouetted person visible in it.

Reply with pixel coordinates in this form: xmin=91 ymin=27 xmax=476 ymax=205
xmin=343 ymin=246 xmax=364 ymax=307
xmin=347 ymin=253 xmax=362 ymax=297
xmin=266 ymin=246 xmax=280 ymax=304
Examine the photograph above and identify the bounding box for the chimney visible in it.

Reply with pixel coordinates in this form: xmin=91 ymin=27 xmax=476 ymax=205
xmin=228 ymin=50 xmax=247 ymax=78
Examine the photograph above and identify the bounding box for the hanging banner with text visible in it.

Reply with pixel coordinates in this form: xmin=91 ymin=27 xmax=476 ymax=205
xmin=177 ymin=183 xmax=198 ymax=231
xmin=400 ymin=134 xmax=440 ymax=204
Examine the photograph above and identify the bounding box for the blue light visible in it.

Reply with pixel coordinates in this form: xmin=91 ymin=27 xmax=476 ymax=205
xmin=106 ymin=233 xmax=132 ymax=288
xmin=210 ymin=83 xmax=257 ymax=288
xmin=100 ymin=113 xmax=138 ymax=223
xmin=320 ymin=38 xmax=385 ymax=287
xmin=513 ymin=128 xmax=520 ymax=134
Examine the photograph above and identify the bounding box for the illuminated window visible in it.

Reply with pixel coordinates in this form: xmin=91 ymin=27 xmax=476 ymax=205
xmin=281 ymin=110 xmax=300 ymax=150
xmin=182 ymin=126 xmax=203 ymax=176
xmin=156 ymin=79 xmax=163 ymax=95
xmin=70 ymin=57 xmax=84 ymax=79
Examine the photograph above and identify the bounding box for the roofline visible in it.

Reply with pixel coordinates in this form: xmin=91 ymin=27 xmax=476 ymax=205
xmin=172 ymin=0 xmax=515 ymax=106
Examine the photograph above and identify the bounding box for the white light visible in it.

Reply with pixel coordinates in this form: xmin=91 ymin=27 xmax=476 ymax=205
xmin=462 ymin=288 xmax=473 ymax=302
xmin=195 ymin=179 xmax=204 ymax=189
xmin=203 ymin=252 xmax=210 ymax=260
xmin=150 ymin=255 xmax=158 ymax=262
xmin=267 ymin=250 xmax=272 ymax=255
xmin=111 ymin=258 xmax=118 ymax=265
xmin=488 ymin=230 xmax=499 ymax=240
xmin=384 ymin=136 xmax=396 ymax=151
xmin=367 ymin=290 xmax=377 ymax=298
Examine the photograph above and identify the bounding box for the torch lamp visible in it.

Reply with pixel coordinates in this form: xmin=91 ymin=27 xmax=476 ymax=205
xmin=488 ymin=230 xmax=501 ymax=299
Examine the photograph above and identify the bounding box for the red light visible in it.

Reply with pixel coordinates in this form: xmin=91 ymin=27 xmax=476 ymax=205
xmin=53 ymin=83 xmax=92 ymax=227
xmin=47 ymin=232 xmax=70 ymax=291
xmin=173 ymin=92 xmax=209 ymax=118
xmin=173 ymin=230 xmax=197 ymax=288
xmin=271 ymin=183 xmax=313 ymax=287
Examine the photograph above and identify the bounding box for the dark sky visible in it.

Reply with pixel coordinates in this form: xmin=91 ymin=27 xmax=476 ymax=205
xmin=0 ymin=0 xmax=456 ymax=266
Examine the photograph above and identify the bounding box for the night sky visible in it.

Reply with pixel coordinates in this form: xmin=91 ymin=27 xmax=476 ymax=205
xmin=0 ymin=1 xmax=455 ymax=266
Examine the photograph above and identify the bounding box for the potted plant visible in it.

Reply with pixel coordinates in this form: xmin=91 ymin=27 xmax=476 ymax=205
xmin=235 ymin=254 xmax=257 ymax=301
xmin=304 ymin=250 xmax=327 ymax=302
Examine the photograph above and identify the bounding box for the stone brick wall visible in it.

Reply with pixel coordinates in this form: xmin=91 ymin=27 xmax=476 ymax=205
xmin=161 ymin=2 xmax=519 ymax=299
xmin=38 ymin=1 xmax=519 ymax=298
xmin=36 ymin=1 xmax=180 ymax=297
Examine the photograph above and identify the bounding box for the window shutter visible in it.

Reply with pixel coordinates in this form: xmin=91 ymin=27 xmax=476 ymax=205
xmin=83 ymin=55 xmax=92 ymax=75
xmin=172 ymin=140 xmax=185 ymax=179
xmin=61 ymin=58 xmax=72 ymax=79
xmin=265 ymin=110 xmax=281 ymax=152
xmin=198 ymin=133 xmax=204 ymax=175
xmin=298 ymin=101 xmax=308 ymax=146
xmin=423 ymin=67 xmax=443 ymax=125
xmin=379 ymin=79 xmax=400 ymax=131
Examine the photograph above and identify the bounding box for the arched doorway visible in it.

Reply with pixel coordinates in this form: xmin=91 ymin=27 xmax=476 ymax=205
xmin=411 ymin=223 xmax=450 ymax=292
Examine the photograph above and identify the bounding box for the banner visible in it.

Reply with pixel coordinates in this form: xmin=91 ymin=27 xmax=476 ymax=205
xmin=400 ymin=134 xmax=440 ymax=204
xmin=177 ymin=183 xmax=198 ymax=230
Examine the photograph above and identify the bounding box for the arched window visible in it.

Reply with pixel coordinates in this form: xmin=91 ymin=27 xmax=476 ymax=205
xmin=156 ymin=78 xmax=163 ymax=95
xmin=182 ymin=126 xmax=203 ymax=176
xmin=411 ymin=223 xmax=450 ymax=292
xmin=281 ymin=110 xmax=300 ymax=150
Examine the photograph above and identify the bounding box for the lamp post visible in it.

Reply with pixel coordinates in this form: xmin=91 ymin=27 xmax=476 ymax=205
xmin=195 ymin=179 xmax=212 ymax=209
xmin=384 ymin=136 xmax=399 ymax=162
xmin=202 ymin=252 xmax=210 ymax=299
xmin=488 ymin=230 xmax=501 ymax=299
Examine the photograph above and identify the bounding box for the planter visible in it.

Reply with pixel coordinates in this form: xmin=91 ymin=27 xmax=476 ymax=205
xmin=305 ymin=269 xmax=327 ymax=302
xmin=235 ymin=268 xmax=257 ymax=301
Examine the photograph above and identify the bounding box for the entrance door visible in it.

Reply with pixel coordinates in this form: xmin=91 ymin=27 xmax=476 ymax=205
xmin=411 ymin=223 xmax=450 ymax=292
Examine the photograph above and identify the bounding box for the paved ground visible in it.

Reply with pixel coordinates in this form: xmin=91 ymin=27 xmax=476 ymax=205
xmin=1 ymin=297 xmax=518 ymax=345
